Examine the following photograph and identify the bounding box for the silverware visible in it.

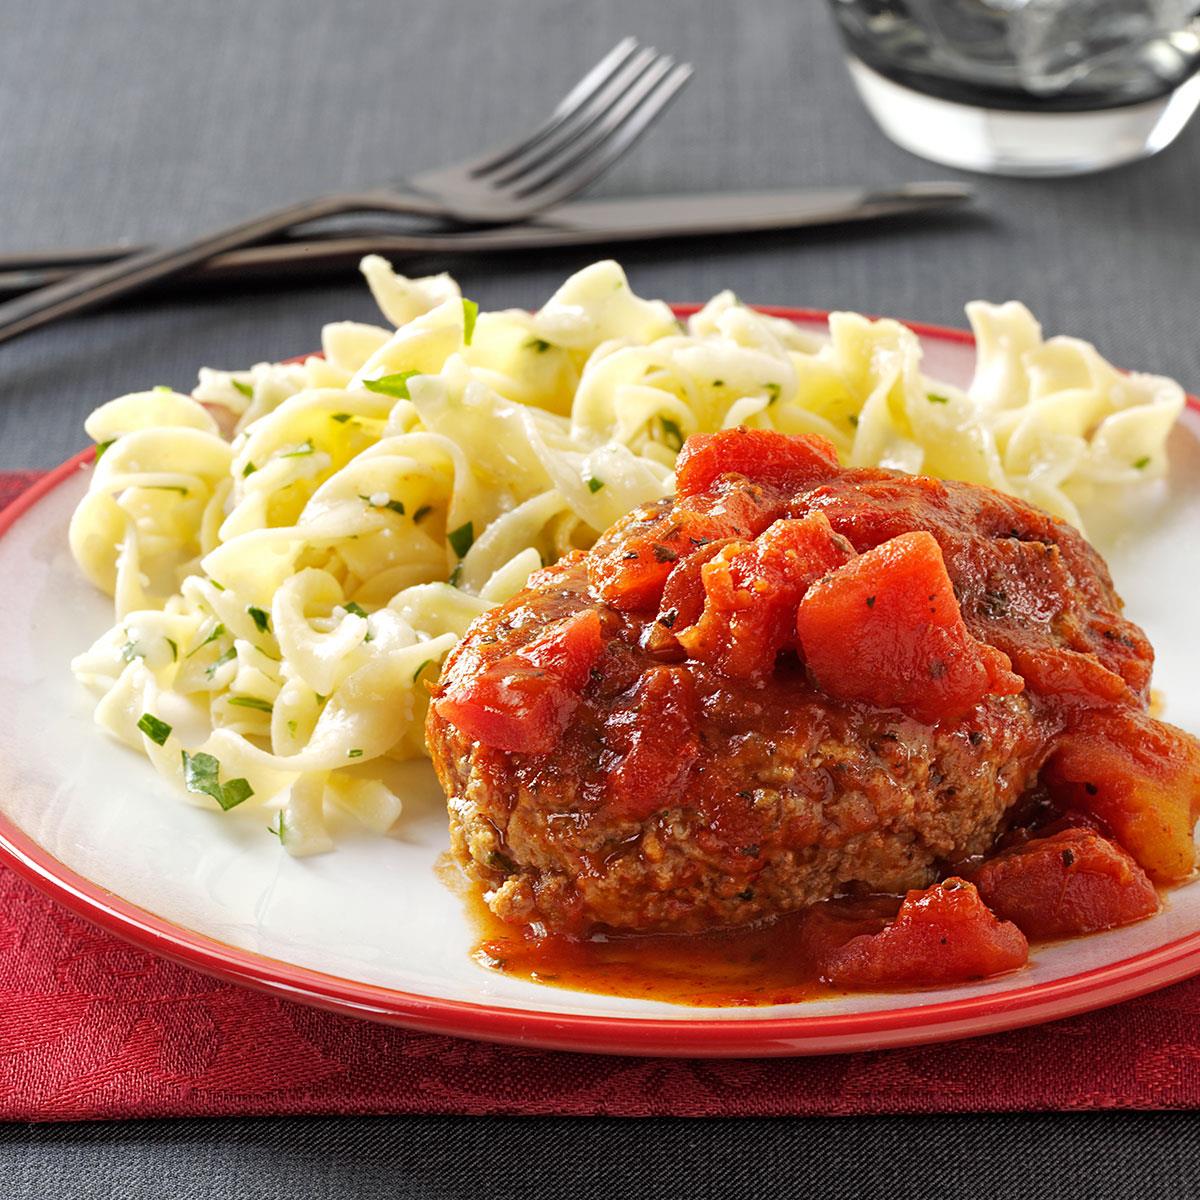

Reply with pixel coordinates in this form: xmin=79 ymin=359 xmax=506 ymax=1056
xmin=0 ymin=183 xmax=973 ymax=298
xmin=0 ymin=38 xmax=692 ymax=346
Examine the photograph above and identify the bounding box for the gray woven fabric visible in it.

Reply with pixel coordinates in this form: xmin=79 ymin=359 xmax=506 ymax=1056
xmin=2 ymin=0 xmax=1199 ymax=1193
xmin=4 ymin=1113 xmax=1200 ymax=1199
xmin=1 ymin=0 xmax=1197 ymax=470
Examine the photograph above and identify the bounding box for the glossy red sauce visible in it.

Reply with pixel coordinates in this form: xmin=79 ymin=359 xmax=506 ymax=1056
xmin=429 ymin=430 xmax=1200 ymax=995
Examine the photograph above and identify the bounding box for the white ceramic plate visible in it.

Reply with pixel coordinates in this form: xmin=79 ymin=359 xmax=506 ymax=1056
xmin=2 ymin=310 xmax=1198 ymax=1057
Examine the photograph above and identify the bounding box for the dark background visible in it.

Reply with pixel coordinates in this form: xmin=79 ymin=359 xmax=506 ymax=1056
xmin=3 ymin=0 xmax=1200 ymax=1192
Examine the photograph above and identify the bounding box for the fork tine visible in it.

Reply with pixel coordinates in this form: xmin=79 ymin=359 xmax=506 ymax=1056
xmin=488 ymin=46 xmax=664 ymax=188
xmin=470 ymin=37 xmax=642 ymax=176
xmin=513 ymin=61 xmax=693 ymax=202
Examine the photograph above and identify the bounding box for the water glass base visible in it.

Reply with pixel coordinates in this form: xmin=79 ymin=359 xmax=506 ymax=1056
xmin=846 ymin=58 xmax=1200 ymax=177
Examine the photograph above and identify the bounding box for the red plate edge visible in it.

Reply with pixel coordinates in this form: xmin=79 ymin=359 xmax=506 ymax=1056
xmin=1 ymin=308 xmax=1199 ymax=1059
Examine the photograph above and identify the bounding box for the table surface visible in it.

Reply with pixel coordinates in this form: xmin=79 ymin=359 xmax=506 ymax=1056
xmin=3 ymin=0 xmax=1200 ymax=1191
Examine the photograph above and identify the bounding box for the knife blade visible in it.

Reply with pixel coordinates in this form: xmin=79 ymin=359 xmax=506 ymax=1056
xmin=0 ymin=183 xmax=973 ymax=296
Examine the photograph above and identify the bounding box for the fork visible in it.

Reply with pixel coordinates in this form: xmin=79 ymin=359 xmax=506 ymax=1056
xmin=0 ymin=37 xmax=691 ymax=347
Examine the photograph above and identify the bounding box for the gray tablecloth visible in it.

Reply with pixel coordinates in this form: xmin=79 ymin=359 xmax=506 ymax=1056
xmin=3 ymin=0 xmax=1200 ymax=1194
xmin=2 ymin=0 xmax=1198 ymax=472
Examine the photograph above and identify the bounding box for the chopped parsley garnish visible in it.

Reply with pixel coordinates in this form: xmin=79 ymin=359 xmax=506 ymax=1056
xmin=153 ymin=385 xmax=173 ymax=394
xmin=286 ymin=720 xmax=298 ymax=737
xmin=927 ymin=392 xmax=951 ymax=405
xmin=524 ymin=337 xmax=553 ymax=353
xmin=232 ymin=379 xmax=254 ymax=399
xmin=659 ymin=416 xmax=684 ymax=452
xmin=243 ymin=461 xmax=257 ymax=477
xmin=448 ymin=562 xmax=464 ymax=587
xmin=586 ymin=475 xmax=605 ymax=494
xmin=412 ymin=504 xmax=433 ymax=523
xmin=331 ymin=412 xmax=353 ymax=423
xmin=268 ymin=811 xmax=285 ymax=842
xmin=461 ymin=299 xmax=479 ymax=345
xmin=359 ymin=493 xmax=405 ymax=515
xmin=848 ymin=414 xmax=860 ymax=428
xmin=764 ymin=382 xmax=782 ymax=405
xmin=207 ymin=646 xmax=237 ymax=678
xmin=187 ymin=623 xmax=226 ymax=657
xmin=227 ymin=695 xmax=273 ymax=713
xmin=95 ymin=439 xmax=115 ymax=460
xmin=412 ymin=659 xmax=433 ymax=683
xmin=279 ymin=439 xmax=315 ymax=458
xmin=181 ymin=750 xmax=254 ymax=811
xmin=448 ymin=521 xmax=475 ymax=559
xmin=1133 ymin=455 xmax=1151 ymax=470
xmin=347 ymin=748 xmax=364 ymax=759
xmin=136 ymin=713 xmax=172 ymax=745
xmin=712 ymin=379 xmax=725 ymax=388
xmin=247 ymin=606 xmax=270 ymax=634
xmin=165 ymin=637 xmax=178 ymax=662
xmin=363 ymin=370 xmax=419 ymax=400
xmin=343 ymin=601 xmax=369 ymax=619
xmin=142 ymin=485 xmax=189 ymax=495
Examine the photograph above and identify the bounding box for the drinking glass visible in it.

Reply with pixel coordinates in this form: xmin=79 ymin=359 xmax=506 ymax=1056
xmin=827 ymin=1 xmax=1200 ymax=175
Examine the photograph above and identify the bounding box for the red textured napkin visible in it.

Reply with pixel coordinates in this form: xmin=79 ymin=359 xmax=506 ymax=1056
xmin=3 ymin=470 xmax=1200 ymax=1123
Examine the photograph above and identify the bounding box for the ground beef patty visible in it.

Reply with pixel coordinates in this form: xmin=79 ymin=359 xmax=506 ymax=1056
xmin=427 ymin=429 xmax=1153 ymax=936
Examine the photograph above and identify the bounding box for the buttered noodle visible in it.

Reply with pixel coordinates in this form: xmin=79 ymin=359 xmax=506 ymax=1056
xmin=69 ymin=258 xmax=1186 ymax=854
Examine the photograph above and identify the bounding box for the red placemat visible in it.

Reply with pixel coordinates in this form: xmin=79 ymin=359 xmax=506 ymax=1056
xmin=3 ymin=469 xmax=1200 ymax=1123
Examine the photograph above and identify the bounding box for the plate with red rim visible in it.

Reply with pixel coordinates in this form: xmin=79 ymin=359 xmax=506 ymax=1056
xmin=2 ymin=307 xmax=1199 ymax=1059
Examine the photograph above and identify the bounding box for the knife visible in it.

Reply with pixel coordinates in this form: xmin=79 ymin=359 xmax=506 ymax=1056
xmin=0 ymin=183 xmax=972 ymax=296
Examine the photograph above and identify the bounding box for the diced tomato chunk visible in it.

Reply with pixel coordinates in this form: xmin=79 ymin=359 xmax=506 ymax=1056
xmin=434 ymin=609 xmax=603 ymax=754
xmin=1044 ymin=709 xmax=1200 ymax=883
xmin=795 ymin=531 xmax=1024 ymax=724
xmin=820 ymin=878 xmax=1029 ymax=989
xmin=973 ymin=827 xmax=1158 ymax=940
xmin=604 ymin=667 xmax=699 ymax=821
xmin=588 ymin=486 xmax=778 ymax=613
xmin=675 ymin=428 xmax=840 ymax=499
xmin=675 ymin=513 xmax=855 ymax=681
xmin=655 ymin=538 xmax=741 ymax=636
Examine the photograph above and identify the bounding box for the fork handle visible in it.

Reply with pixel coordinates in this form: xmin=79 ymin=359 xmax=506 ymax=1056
xmin=0 ymin=189 xmax=443 ymax=347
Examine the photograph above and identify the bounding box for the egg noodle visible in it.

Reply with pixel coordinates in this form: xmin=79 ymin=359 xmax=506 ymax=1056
xmin=69 ymin=258 xmax=1186 ymax=854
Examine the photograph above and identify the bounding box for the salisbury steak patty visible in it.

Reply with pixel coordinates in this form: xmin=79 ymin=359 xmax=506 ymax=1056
xmin=427 ymin=429 xmax=1153 ymax=936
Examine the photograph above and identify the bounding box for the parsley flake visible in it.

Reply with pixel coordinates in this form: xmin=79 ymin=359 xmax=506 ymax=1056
xmin=586 ymin=475 xmax=605 ymax=494
xmin=448 ymin=521 xmax=475 ymax=559
xmin=659 ymin=417 xmax=684 ymax=452
xmin=207 ymin=646 xmax=237 ymax=678
xmin=95 ymin=439 xmax=115 ymax=460
xmin=165 ymin=637 xmax=178 ymax=662
xmin=181 ymin=750 xmax=254 ymax=811
xmin=247 ymin=606 xmax=271 ymax=634
xmin=764 ymin=382 xmax=782 ymax=405
xmin=413 ymin=504 xmax=433 ymax=523
xmin=232 ymin=379 xmax=254 ymax=399
xmin=227 ymin=695 xmax=273 ymax=713
xmin=524 ymin=337 xmax=552 ymax=353
xmin=137 ymin=713 xmax=172 ymax=746
xmin=412 ymin=659 xmax=433 ymax=683
xmin=927 ymin=392 xmax=951 ymax=405
xmin=363 ymin=370 xmax=419 ymax=400
xmin=347 ymin=748 xmax=364 ymax=759
xmin=1133 ymin=455 xmax=1151 ymax=470
xmin=461 ymin=299 xmax=479 ymax=345
xmin=243 ymin=461 xmax=257 ymax=477
xmin=331 ymin=412 xmax=353 ymax=423
xmin=187 ymin=623 xmax=226 ymax=657
xmin=279 ymin=439 xmax=315 ymax=458
xmin=359 ymin=493 xmax=405 ymax=515
xmin=343 ymin=601 xmax=369 ymax=619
